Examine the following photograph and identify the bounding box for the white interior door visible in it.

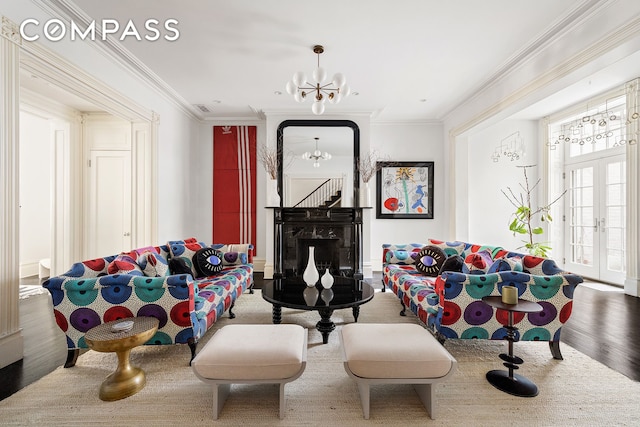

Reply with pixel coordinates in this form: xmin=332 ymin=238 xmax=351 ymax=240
xmin=87 ymin=150 xmax=131 ymax=258
xmin=564 ymin=155 xmax=626 ymax=284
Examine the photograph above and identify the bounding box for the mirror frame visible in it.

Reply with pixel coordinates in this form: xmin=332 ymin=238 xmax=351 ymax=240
xmin=276 ymin=119 xmax=360 ymax=208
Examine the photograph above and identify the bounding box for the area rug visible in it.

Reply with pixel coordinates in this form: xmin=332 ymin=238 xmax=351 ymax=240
xmin=1 ymin=290 xmax=638 ymax=426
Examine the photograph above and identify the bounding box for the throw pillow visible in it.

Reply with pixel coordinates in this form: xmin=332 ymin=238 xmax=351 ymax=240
xmin=220 ymin=251 xmax=248 ymax=266
xmin=425 ymin=239 xmax=466 ymax=256
xmin=415 ymin=245 xmax=447 ymax=277
xmin=137 ymin=252 xmax=169 ymax=277
xmin=462 ymin=249 xmax=493 ymax=274
xmin=383 ymin=249 xmax=418 ymax=265
xmin=168 ymin=257 xmax=193 ymax=276
xmin=192 ymin=248 xmax=224 ymax=278
xmin=438 ymin=254 xmax=464 ymax=274
xmin=107 ymin=254 xmax=144 ymax=276
xmin=211 ymin=243 xmax=253 ymax=264
xmin=168 ymin=240 xmax=208 ymax=277
xmin=487 ymin=259 xmax=514 ymax=274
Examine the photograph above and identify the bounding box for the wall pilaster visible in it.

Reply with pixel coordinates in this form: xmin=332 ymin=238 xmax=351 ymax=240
xmin=625 ymin=79 xmax=640 ymax=297
xmin=0 ymin=16 xmax=23 ymax=368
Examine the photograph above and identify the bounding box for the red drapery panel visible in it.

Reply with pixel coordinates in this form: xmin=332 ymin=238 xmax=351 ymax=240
xmin=212 ymin=126 xmax=257 ymax=251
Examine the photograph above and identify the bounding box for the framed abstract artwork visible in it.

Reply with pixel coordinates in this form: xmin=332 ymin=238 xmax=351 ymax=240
xmin=375 ymin=161 xmax=434 ymax=219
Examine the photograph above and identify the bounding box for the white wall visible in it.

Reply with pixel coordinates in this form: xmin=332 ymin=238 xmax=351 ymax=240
xmin=466 ymin=120 xmax=539 ymax=250
xmin=19 ymin=111 xmax=51 ymax=277
xmin=369 ymin=122 xmax=444 ymax=271
xmin=2 ymin=2 xmax=201 ymax=247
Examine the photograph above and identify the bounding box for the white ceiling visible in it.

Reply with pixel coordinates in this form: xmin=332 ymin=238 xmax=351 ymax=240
xmin=52 ymin=0 xmax=605 ymax=121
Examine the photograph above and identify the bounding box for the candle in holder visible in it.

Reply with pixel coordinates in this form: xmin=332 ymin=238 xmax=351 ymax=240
xmin=501 ymin=285 xmax=518 ymax=305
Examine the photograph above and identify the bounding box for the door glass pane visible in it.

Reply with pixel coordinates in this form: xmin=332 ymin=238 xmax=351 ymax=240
xmin=605 ymin=161 xmax=626 ymax=274
xmin=569 ymin=168 xmax=594 ymax=266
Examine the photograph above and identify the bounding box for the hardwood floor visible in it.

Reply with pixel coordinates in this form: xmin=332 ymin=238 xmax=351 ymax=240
xmin=1 ymin=275 xmax=638 ymax=402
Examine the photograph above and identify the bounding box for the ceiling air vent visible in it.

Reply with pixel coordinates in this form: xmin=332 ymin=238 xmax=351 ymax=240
xmin=195 ymin=104 xmax=211 ymax=113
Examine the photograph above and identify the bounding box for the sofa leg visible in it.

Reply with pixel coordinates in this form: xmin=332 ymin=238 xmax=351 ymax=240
xmin=399 ymin=301 xmax=407 ymax=316
xmin=64 ymin=349 xmax=79 ymax=368
xmin=188 ymin=339 xmax=198 ymax=365
xmin=249 ymin=282 xmax=255 ymax=294
xmin=381 ymin=280 xmax=386 ymax=292
xmin=549 ymin=340 xmax=563 ymax=360
xmin=228 ymin=302 xmax=236 ymax=319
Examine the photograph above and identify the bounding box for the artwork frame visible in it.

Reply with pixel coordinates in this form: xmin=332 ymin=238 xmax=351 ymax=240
xmin=375 ymin=161 xmax=434 ymax=219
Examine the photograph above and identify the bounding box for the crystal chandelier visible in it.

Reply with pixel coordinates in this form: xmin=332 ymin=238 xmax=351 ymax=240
xmin=285 ymin=45 xmax=350 ymax=115
xmin=301 ymin=137 xmax=331 ymax=167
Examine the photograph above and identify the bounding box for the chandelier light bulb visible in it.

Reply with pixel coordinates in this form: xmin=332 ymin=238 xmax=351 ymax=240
xmin=332 ymin=73 xmax=346 ymax=88
xmin=329 ymin=92 xmax=341 ymax=104
xmin=341 ymin=84 xmax=351 ymax=97
xmin=313 ymin=66 xmax=327 ymax=84
xmin=293 ymin=71 xmax=307 ymax=87
xmin=313 ymin=161 xmax=320 ymax=168
xmin=294 ymin=91 xmax=305 ymax=103
xmin=285 ymin=80 xmax=296 ymax=95
xmin=312 ymin=101 xmax=325 ymax=115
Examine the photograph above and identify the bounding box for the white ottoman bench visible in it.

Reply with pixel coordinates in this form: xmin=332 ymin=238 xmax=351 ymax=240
xmin=340 ymin=323 xmax=456 ymax=420
xmin=192 ymin=324 xmax=307 ymax=419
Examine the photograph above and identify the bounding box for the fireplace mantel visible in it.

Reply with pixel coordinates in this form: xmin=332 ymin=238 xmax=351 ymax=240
xmin=272 ymin=207 xmax=363 ymax=280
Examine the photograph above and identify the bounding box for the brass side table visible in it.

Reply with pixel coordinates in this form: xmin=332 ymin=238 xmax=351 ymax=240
xmin=481 ymin=296 xmax=543 ymax=397
xmin=84 ymin=316 xmax=159 ymax=401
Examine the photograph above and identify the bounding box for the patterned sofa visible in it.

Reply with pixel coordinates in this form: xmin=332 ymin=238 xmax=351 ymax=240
xmin=43 ymin=238 xmax=253 ymax=367
xmin=382 ymin=239 xmax=583 ymax=359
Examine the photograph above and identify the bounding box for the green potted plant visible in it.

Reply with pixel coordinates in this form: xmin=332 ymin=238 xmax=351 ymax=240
xmin=502 ymin=165 xmax=566 ymax=258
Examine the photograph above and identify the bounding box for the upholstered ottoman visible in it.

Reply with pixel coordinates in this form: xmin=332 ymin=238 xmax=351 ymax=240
xmin=192 ymin=324 xmax=307 ymax=419
xmin=339 ymin=323 xmax=456 ymax=419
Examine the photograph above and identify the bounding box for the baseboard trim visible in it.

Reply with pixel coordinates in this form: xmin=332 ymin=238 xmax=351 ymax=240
xmin=19 ymin=262 xmax=38 ymax=279
xmin=0 ymin=330 xmax=24 ymax=369
xmin=624 ymin=277 xmax=640 ymax=297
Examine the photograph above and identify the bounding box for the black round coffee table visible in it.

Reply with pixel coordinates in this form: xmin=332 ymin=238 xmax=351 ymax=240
xmin=262 ymin=276 xmax=375 ymax=344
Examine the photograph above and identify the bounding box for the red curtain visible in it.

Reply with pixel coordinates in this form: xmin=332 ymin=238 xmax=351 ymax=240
xmin=212 ymin=126 xmax=257 ymax=251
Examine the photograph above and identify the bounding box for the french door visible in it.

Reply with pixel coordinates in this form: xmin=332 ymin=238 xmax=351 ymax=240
xmin=564 ymin=155 xmax=626 ymax=284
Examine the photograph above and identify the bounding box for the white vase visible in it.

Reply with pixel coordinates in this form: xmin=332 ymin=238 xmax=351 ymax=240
xmin=267 ymin=178 xmax=280 ymax=207
xmin=302 ymin=246 xmax=319 ymax=287
xmin=360 ymin=181 xmax=371 ymax=207
xmin=303 ymin=286 xmax=319 ymax=306
xmin=321 ymin=268 xmax=334 ymax=289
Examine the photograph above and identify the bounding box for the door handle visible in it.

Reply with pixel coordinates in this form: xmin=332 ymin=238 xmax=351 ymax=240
xmin=601 ymin=218 xmax=605 ymax=232
xmin=594 ymin=218 xmax=598 ymax=231
xmin=123 ymin=232 xmax=131 ymax=236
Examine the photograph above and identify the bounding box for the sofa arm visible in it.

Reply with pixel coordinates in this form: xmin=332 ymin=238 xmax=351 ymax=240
xmin=435 ymin=270 xmax=583 ymax=343
xmin=43 ymin=273 xmax=198 ymax=350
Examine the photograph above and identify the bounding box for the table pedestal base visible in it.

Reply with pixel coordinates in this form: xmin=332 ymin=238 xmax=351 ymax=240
xmin=99 ymin=349 xmax=147 ymax=401
xmin=486 ymin=369 xmax=538 ymax=397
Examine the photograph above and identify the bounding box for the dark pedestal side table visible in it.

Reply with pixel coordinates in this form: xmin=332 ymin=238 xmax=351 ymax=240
xmin=481 ymin=296 xmax=543 ymax=397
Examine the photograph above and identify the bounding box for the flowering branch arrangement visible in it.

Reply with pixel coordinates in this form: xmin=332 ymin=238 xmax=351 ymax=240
xmin=257 ymin=144 xmax=294 ymax=180
xmin=257 ymin=144 xmax=279 ymax=180
xmin=357 ymin=149 xmax=388 ymax=183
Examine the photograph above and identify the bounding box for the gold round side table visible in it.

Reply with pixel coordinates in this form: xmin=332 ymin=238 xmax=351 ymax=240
xmin=84 ymin=316 xmax=159 ymax=401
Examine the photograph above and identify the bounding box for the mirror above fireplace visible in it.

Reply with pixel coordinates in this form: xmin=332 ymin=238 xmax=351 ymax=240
xmin=276 ymin=120 xmax=360 ymax=208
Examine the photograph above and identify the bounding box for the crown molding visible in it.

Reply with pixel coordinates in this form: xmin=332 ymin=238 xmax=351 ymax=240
xmin=442 ymin=0 xmax=613 ymax=123
xmin=448 ymin=8 xmax=640 ymax=138
xmin=20 ymin=41 xmax=154 ymax=122
xmin=32 ymin=0 xmax=202 ymax=121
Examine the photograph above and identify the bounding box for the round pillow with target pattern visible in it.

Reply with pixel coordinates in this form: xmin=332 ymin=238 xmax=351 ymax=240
xmin=192 ymin=247 xmax=224 ymax=278
xmin=415 ymin=245 xmax=447 ymax=277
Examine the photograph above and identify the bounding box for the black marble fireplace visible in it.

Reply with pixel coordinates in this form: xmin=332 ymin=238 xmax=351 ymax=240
xmin=273 ymin=207 xmax=363 ymax=280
